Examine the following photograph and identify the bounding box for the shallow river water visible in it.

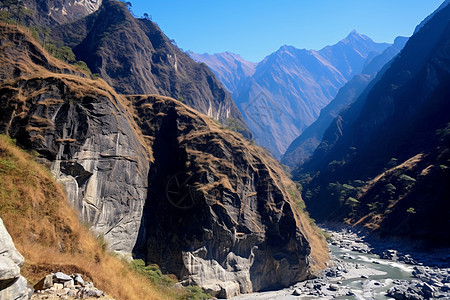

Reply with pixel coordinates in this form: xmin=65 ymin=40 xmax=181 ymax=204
xmin=232 ymin=243 xmax=415 ymax=300
xmin=331 ymin=245 xmax=413 ymax=299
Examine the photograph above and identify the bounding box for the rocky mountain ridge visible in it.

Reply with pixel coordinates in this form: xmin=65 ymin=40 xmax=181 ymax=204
xmin=128 ymin=94 xmax=328 ymax=297
xmin=188 ymin=51 xmax=257 ymax=95
xmin=20 ymin=0 xmax=102 ymax=26
xmin=50 ymin=0 xmax=250 ymax=137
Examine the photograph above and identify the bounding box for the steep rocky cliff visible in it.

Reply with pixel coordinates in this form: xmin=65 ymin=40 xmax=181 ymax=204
xmin=51 ymin=0 xmax=250 ymax=137
xmin=0 ymin=24 xmax=328 ymax=297
xmin=296 ymin=4 xmax=450 ymax=245
xmin=0 ymin=24 xmax=150 ymax=253
xmin=0 ymin=134 xmax=183 ymax=300
xmin=129 ymin=94 xmax=327 ymax=297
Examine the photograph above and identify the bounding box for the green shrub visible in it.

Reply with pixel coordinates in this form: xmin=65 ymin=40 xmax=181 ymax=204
xmin=129 ymin=259 xmax=175 ymax=287
xmin=129 ymin=259 xmax=211 ymax=299
xmin=179 ymin=285 xmax=211 ymax=300
xmin=224 ymin=118 xmax=245 ymax=133
xmin=398 ymin=174 xmax=416 ymax=188
xmin=345 ymin=197 xmax=359 ymax=216
xmin=387 ymin=158 xmax=398 ymax=169
xmin=406 ymin=207 xmax=416 ymax=214
xmin=321 ymin=230 xmax=332 ymax=242
xmin=72 ymin=61 xmax=92 ymax=75
xmin=367 ymin=201 xmax=383 ymax=214
xmin=0 ymin=158 xmax=18 ymax=173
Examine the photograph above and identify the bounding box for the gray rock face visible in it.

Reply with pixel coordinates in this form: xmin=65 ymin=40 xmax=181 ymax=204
xmin=0 ymin=276 xmax=29 ymax=300
xmin=22 ymin=0 xmax=102 ymax=25
xmin=129 ymin=95 xmax=322 ymax=298
xmin=0 ymin=257 xmax=20 ymax=282
xmin=0 ymin=219 xmax=24 ymax=268
xmin=0 ymin=218 xmax=30 ymax=300
xmin=0 ymin=76 xmax=150 ymax=253
xmin=54 ymin=272 xmax=71 ymax=282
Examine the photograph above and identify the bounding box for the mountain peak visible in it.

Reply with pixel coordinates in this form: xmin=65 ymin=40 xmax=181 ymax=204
xmin=345 ymin=30 xmax=369 ymax=42
xmin=277 ymin=44 xmax=299 ymax=55
xmin=279 ymin=44 xmax=294 ymax=51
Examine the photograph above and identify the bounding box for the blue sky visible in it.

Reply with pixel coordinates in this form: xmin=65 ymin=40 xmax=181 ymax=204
xmin=130 ymin=0 xmax=444 ymax=62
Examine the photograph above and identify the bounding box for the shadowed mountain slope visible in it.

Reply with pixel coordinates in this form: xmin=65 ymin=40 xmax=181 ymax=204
xmin=282 ymin=36 xmax=408 ymax=168
xmin=295 ymin=4 xmax=450 ymax=246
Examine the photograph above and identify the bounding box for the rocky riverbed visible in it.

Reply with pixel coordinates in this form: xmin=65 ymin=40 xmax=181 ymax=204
xmin=231 ymin=227 xmax=450 ymax=299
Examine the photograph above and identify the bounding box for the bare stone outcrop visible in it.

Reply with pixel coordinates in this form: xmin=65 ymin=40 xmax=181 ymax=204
xmin=22 ymin=0 xmax=102 ymax=26
xmin=0 ymin=218 xmax=31 ymax=300
xmin=0 ymin=25 xmax=150 ymax=253
xmin=32 ymin=272 xmax=112 ymax=299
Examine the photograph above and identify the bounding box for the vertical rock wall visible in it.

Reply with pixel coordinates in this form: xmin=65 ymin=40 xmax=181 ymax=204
xmin=0 ymin=76 xmax=150 ymax=253
xmin=130 ymin=96 xmax=316 ymax=298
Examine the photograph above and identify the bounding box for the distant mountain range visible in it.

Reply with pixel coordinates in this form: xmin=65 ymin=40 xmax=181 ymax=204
xmin=282 ymin=36 xmax=409 ymax=168
xmin=191 ymin=32 xmax=390 ymax=158
xmin=189 ymin=51 xmax=256 ymax=94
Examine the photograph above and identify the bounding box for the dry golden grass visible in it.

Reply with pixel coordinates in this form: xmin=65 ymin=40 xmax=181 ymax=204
xmin=0 ymin=135 xmax=176 ymax=300
xmin=353 ymin=153 xmax=425 ymax=230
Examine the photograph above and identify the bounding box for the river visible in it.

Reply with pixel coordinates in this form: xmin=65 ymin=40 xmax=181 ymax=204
xmin=231 ymin=229 xmax=447 ymax=300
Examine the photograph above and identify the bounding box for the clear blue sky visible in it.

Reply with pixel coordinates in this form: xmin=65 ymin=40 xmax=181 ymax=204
xmin=130 ymin=0 xmax=445 ymax=62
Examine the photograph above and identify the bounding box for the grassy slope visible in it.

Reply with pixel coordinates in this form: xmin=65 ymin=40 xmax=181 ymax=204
xmin=0 ymin=134 xmax=204 ymax=300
